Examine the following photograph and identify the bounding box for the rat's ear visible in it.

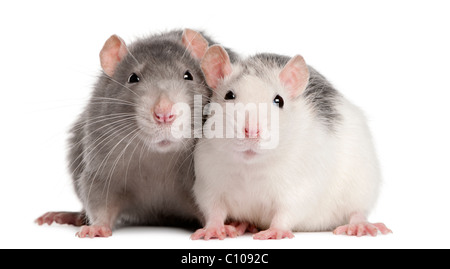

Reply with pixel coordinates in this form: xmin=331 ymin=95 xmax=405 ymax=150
xmin=201 ymin=45 xmax=232 ymax=89
xmin=182 ymin=29 xmax=209 ymax=60
xmin=99 ymin=35 xmax=128 ymax=77
xmin=279 ymin=55 xmax=310 ymax=99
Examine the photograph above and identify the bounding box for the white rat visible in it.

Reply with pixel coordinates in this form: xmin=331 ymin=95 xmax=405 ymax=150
xmin=191 ymin=45 xmax=391 ymax=239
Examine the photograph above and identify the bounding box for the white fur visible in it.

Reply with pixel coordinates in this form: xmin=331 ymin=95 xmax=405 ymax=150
xmin=193 ymin=67 xmax=381 ymax=232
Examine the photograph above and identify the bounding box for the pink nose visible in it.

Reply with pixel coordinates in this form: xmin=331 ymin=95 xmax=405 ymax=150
xmin=153 ymin=94 xmax=176 ymax=124
xmin=153 ymin=111 xmax=175 ymax=123
xmin=245 ymin=127 xmax=260 ymax=138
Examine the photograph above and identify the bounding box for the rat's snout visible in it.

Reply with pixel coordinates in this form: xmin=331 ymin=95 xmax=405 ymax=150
xmin=154 ymin=110 xmax=175 ymax=124
xmin=241 ymin=108 xmax=262 ymax=139
xmin=153 ymin=95 xmax=176 ymax=124
xmin=244 ymin=121 xmax=260 ymax=139
xmin=244 ymin=127 xmax=260 ymax=138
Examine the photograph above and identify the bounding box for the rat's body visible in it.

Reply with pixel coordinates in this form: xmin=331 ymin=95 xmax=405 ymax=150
xmin=36 ymin=29 xmax=235 ymax=237
xmin=191 ymin=47 xmax=391 ymax=239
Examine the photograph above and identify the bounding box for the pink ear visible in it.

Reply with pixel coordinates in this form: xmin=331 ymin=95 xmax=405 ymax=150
xmin=279 ymin=55 xmax=310 ymax=98
xmin=200 ymin=45 xmax=232 ymax=89
xmin=182 ymin=29 xmax=209 ymax=60
xmin=99 ymin=35 xmax=128 ymax=77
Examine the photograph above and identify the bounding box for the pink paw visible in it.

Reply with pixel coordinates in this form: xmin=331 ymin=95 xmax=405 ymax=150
xmin=190 ymin=224 xmax=241 ymax=240
xmin=76 ymin=225 xmax=112 ymax=238
xmin=253 ymin=228 xmax=294 ymax=240
xmin=333 ymin=222 xmax=392 ymax=237
xmin=35 ymin=211 xmax=86 ymax=226
xmin=227 ymin=221 xmax=259 ymax=235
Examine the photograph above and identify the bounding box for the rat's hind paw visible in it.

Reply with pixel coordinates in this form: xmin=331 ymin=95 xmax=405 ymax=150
xmin=253 ymin=228 xmax=294 ymax=240
xmin=226 ymin=221 xmax=259 ymax=235
xmin=190 ymin=224 xmax=243 ymax=240
xmin=333 ymin=222 xmax=392 ymax=237
xmin=35 ymin=211 xmax=86 ymax=226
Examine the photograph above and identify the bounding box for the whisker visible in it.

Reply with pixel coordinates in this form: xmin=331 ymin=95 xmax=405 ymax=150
xmin=88 ymin=101 xmax=139 ymax=108
xmin=71 ymin=113 xmax=136 ymax=128
xmin=68 ymin=115 xmax=136 ymax=151
xmin=70 ymin=119 xmax=137 ymax=180
xmin=124 ymin=42 xmax=142 ymax=66
xmin=94 ymin=125 xmax=140 ymax=193
xmin=90 ymin=96 xmax=138 ymax=106
xmin=83 ymin=121 xmax=137 ymax=202
xmin=124 ymin=131 xmax=144 ymax=193
xmin=104 ymin=128 xmax=141 ymax=206
xmin=104 ymin=76 xmax=140 ymax=98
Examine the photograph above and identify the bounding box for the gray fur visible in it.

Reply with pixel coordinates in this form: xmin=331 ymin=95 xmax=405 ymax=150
xmin=68 ymin=30 xmax=232 ymax=229
xmin=243 ymin=53 xmax=341 ymax=131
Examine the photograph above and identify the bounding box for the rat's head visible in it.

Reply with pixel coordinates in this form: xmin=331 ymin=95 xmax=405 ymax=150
xmin=98 ymin=29 xmax=209 ymax=153
xmin=201 ymin=45 xmax=310 ymax=162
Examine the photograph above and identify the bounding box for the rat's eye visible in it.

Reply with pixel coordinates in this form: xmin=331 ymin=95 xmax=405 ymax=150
xmin=183 ymin=70 xmax=193 ymax=81
xmin=273 ymin=94 xmax=284 ymax=108
xmin=224 ymin=90 xmax=236 ymax=100
xmin=128 ymin=73 xmax=140 ymax=84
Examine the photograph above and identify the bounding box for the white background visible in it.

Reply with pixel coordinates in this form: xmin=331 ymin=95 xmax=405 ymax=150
xmin=1 ymin=0 xmax=449 ymax=249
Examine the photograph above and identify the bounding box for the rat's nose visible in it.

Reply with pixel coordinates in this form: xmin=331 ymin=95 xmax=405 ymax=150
xmin=245 ymin=127 xmax=260 ymax=138
xmin=153 ymin=95 xmax=176 ymax=124
xmin=153 ymin=111 xmax=175 ymax=123
xmin=153 ymin=112 xmax=175 ymax=123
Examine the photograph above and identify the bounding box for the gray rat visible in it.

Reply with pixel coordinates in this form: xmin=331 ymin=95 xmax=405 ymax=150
xmin=36 ymin=29 xmax=236 ymax=237
xmin=191 ymin=46 xmax=391 ymax=240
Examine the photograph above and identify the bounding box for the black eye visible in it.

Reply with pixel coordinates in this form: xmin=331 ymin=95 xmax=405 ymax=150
xmin=273 ymin=94 xmax=284 ymax=108
xmin=224 ymin=90 xmax=236 ymax=100
xmin=183 ymin=70 xmax=193 ymax=81
xmin=128 ymin=73 xmax=140 ymax=83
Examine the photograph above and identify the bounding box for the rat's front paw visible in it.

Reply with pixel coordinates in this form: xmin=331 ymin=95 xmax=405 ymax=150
xmin=190 ymin=224 xmax=240 ymax=240
xmin=253 ymin=228 xmax=294 ymax=240
xmin=76 ymin=225 xmax=112 ymax=238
